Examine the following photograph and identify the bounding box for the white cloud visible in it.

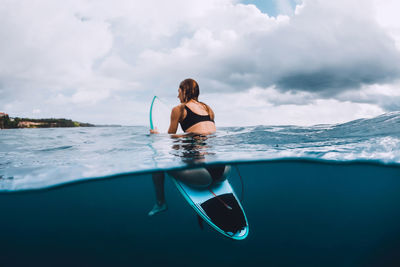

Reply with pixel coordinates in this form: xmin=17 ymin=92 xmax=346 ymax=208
xmin=275 ymin=0 xmax=295 ymax=16
xmin=129 ymin=0 xmax=400 ymax=96
xmin=204 ymin=87 xmax=384 ymax=126
xmin=0 ymin=1 xmax=112 ymax=82
xmin=0 ymin=0 xmax=399 ymax=126
xmin=337 ymin=82 xmax=400 ymax=111
xmin=373 ymin=0 xmax=400 ymax=50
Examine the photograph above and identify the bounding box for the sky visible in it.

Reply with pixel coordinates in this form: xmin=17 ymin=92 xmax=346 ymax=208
xmin=1 ymin=0 xmax=400 ymax=126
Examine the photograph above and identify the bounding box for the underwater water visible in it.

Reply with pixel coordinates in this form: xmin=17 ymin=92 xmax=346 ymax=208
xmin=1 ymin=111 xmax=400 ymax=266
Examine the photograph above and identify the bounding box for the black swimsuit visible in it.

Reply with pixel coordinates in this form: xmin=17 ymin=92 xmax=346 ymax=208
xmin=180 ymin=105 xmax=214 ymax=132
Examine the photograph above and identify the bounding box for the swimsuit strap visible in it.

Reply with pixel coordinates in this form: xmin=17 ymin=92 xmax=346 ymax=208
xmin=180 ymin=105 xmax=214 ymax=132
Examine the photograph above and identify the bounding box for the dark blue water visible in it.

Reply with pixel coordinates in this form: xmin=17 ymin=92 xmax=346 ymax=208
xmin=1 ymin=112 xmax=400 ymax=266
xmin=1 ymin=160 xmax=400 ymax=266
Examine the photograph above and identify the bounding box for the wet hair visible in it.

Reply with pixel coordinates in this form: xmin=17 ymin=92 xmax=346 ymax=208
xmin=179 ymin=78 xmax=199 ymax=103
xmin=179 ymin=78 xmax=212 ymax=118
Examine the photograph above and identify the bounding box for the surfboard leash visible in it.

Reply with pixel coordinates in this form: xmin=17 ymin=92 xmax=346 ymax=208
xmin=234 ymin=165 xmax=244 ymax=202
xmin=208 ymin=188 xmax=232 ymax=210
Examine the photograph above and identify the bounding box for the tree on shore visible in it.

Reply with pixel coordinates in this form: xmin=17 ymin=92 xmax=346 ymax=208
xmin=0 ymin=115 xmax=94 ymax=129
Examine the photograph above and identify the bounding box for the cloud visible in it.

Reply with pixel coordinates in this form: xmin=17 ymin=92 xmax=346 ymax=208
xmin=0 ymin=0 xmax=399 ymax=125
xmin=269 ymin=0 xmax=400 ymax=94
xmin=204 ymin=88 xmax=384 ymax=126
xmin=120 ymin=0 xmax=400 ymax=97
xmin=275 ymin=0 xmax=297 ymax=15
xmin=337 ymin=82 xmax=400 ymax=111
xmin=212 ymin=1 xmax=400 ymax=94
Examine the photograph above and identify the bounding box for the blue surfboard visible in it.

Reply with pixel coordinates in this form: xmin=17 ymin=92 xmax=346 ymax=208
xmin=150 ymin=96 xmax=249 ymax=240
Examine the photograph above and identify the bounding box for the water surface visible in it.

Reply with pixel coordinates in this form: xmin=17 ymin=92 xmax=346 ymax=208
xmin=1 ymin=112 xmax=400 ymax=266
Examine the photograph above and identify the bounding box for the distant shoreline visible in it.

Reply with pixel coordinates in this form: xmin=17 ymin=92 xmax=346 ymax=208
xmin=0 ymin=113 xmax=95 ymax=129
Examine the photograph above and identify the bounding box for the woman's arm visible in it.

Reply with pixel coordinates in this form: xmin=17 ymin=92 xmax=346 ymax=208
xmin=209 ymin=107 xmax=215 ymax=121
xmin=201 ymin=102 xmax=215 ymax=121
xmin=168 ymin=105 xmax=182 ymax=134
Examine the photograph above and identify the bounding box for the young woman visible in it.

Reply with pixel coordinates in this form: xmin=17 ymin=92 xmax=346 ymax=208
xmin=150 ymin=78 xmax=216 ymax=135
xmin=148 ymin=78 xmax=229 ymax=216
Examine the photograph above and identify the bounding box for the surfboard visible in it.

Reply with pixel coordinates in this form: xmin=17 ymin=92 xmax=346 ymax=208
xmin=172 ymin=174 xmax=249 ymax=240
xmin=150 ymin=96 xmax=171 ymax=133
xmin=149 ymin=96 xmax=249 ymax=240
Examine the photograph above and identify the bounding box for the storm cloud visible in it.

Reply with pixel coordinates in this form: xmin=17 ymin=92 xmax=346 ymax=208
xmin=170 ymin=0 xmax=400 ymax=95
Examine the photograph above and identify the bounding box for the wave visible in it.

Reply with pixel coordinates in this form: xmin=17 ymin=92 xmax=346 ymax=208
xmin=215 ymin=112 xmax=400 ymax=163
xmin=223 ymin=111 xmax=400 ymax=139
xmin=38 ymin=145 xmax=74 ymax=152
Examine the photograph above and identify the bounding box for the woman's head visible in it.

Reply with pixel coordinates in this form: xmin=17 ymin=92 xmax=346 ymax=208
xmin=178 ymin=78 xmax=199 ymax=103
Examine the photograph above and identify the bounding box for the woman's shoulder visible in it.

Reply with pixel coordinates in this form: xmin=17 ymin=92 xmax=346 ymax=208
xmin=171 ymin=104 xmax=185 ymax=116
xmin=201 ymin=102 xmax=214 ymax=119
xmin=172 ymin=103 xmax=185 ymax=111
xmin=171 ymin=104 xmax=186 ymax=122
xmin=199 ymin=102 xmax=213 ymax=112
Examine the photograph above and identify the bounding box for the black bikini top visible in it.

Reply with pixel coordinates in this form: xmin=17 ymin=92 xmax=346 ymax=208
xmin=180 ymin=105 xmax=214 ymax=132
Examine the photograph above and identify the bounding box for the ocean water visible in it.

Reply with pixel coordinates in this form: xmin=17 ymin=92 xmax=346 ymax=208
xmin=1 ymin=112 xmax=400 ymax=266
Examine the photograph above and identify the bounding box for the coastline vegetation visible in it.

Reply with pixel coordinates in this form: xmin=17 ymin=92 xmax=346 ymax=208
xmin=0 ymin=114 xmax=95 ymax=129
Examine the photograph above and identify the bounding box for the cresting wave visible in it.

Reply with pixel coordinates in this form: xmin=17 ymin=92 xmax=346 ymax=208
xmin=0 ymin=111 xmax=399 ymax=191
xmin=214 ymin=111 xmax=400 ymax=162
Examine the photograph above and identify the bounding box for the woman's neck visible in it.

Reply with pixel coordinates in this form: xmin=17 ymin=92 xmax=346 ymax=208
xmin=186 ymin=99 xmax=198 ymax=104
